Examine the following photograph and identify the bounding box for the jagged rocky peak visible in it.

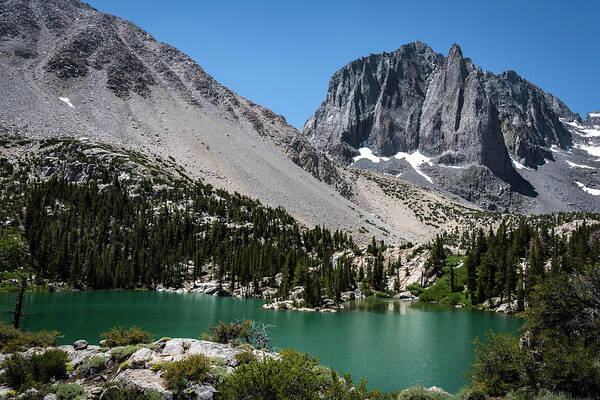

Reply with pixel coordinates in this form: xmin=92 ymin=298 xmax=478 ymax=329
xmin=302 ymin=41 xmax=575 ymax=171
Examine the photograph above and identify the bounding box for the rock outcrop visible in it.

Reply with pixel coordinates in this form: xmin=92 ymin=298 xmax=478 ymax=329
xmin=0 ymin=338 xmax=279 ymax=400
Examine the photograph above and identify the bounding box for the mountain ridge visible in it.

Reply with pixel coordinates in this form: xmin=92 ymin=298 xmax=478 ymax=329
xmin=302 ymin=41 xmax=598 ymax=212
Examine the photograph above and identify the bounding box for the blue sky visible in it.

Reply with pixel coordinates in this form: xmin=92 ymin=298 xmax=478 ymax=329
xmin=88 ymin=0 xmax=599 ymax=129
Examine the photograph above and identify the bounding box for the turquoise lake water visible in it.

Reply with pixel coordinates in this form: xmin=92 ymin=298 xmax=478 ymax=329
xmin=0 ymin=291 xmax=522 ymax=393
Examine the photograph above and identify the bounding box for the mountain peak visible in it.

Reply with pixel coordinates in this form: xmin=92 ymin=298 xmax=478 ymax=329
xmin=448 ymin=43 xmax=463 ymax=59
xmin=301 ymin=41 xmax=591 ymax=213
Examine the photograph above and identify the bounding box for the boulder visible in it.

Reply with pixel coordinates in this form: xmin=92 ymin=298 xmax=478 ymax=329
xmin=188 ymin=341 xmax=242 ymax=367
xmin=187 ymin=384 xmax=217 ymax=400
xmin=340 ymin=291 xmax=355 ymax=302
xmin=394 ymin=290 xmax=416 ymax=300
xmin=162 ymin=340 xmax=185 ymax=356
xmin=427 ymin=386 xmax=449 ymax=394
xmin=74 ymin=340 xmax=88 ymax=350
xmin=129 ymin=347 xmax=154 ymax=368
xmin=322 ymin=298 xmax=336 ymax=307
xmin=115 ymin=369 xmax=172 ymax=400
xmin=496 ymin=300 xmax=517 ymax=314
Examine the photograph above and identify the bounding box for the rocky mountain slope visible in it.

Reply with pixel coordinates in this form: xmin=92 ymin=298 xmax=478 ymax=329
xmin=0 ymin=0 xmax=411 ymax=243
xmin=302 ymin=42 xmax=599 ymax=212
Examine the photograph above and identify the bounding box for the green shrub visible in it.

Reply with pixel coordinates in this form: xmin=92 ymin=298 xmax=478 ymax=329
xmin=100 ymin=326 xmax=153 ymax=347
xmin=0 ymin=354 xmax=32 ymax=392
xmin=210 ymin=365 xmax=229 ymax=384
xmin=55 ymin=383 xmax=85 ymax=400
xmin=466 ymin=332 xmax=531 ymax=397
xmin=0 ymin=322 xmax=59 ymax=352
xmin=234 ymin=351 xmax=257 ymax=365
xmin=220 ymin=349 xmax=385 ymax=400
xmin=396 ymin=386 xmax=453 ymax=400
xmin=202 ymin=320 xmax=252 ymax=344
xmin=0 ymin=349 xmax=68 ymax=392
xmin=312 ymin=365 xmax=334 ymax=388
xmin=150 ymin=361 xmax=172 ymax=372
xmin=203 ymin=319 xmax=273 ymax=350
xmin=79 ymin=355 xmax=107 ymax=376
xmin=163 ymin=355 xmax=211 ymax=394
xmin=110 ymin=345 xmax=143 ymax=362
xmin=455 ymin=386 xmax=486 ymax=400
xmin=218 ymin=349 xmax=322 ymax=400
xmin=406 ymin=283 xmax=424 ymax=296
xmin=29 ymin=349 xmax=69 ymax=383
xmin=503 ymin=389 xmax=583 ymax=400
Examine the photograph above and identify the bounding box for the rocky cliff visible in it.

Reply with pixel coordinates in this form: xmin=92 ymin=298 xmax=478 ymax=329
xmin=302 ymin=42 xmax=597 ymax=212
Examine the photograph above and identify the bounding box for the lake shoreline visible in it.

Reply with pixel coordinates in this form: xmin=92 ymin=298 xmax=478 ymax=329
xmin=0 ymin=291 xmax=522 ymax=393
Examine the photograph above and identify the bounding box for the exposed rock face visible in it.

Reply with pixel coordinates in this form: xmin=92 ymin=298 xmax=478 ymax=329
xmin=303 ymin=41 xmax=573 ymax=168
xmin=302 ymin=42 xmax=587 ymax=211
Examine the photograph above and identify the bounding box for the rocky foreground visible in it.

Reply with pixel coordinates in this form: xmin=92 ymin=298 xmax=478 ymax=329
xmin=0 ymin=338 xmax=278 ymax=400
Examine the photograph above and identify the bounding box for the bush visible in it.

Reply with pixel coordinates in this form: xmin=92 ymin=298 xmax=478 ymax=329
xmin=0 ymin=349 xmax=69 ymax=392
xmin=29 ymin=349 xmax=69 ymax=383
xmin=218 ymin=349 xmax=322 ymax=400
xmin=234 ymin=351 xmax=257 ymax=365
xmin=79 ymin=355 xmax=107 ymax=376
xmin=55 ymin=383 xmax=85 ymax=400
xmin=1 ymin=354 xmax=32 ymax=392
xmin=396 ymin=386 xmax=453 ymax=400
xmin=202 ymin=320 xmax=252 ymax=344
xmin=163 ymin=355 xmax=211 ymax=394
xmin=150 ymin=361 xmax=172 ymax=372
xmin=0 ymin=322 xmax=59 ymax=352
xmin=219 ymin=349 xmax=385 ymax=400
xmin=210 ymin=365 xmax=230 ymax=384
xmin=466 ymin=332 xmax=531 ymax=397
xmin=455 ymin=386 xmax=486 ymax=400
xmin=100 ymin=326 xmax=153 ymax=347
xmin=406 ymin=283 xmax=424 ymax=296
xmin=203 ymin=319 xmax=272 ymax=350
xmin=110 ymin=345 xmax=143 ymax=362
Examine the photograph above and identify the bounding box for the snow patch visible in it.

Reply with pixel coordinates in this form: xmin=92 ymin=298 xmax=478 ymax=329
xmin=566 ymin=160 xmax=594 ymax=169
xmin=575 ymin=144 xmax=600 ymax=157
xmin=353 ymin=147 xmax=389 ymax=164
xmin=394 ymin=150 xmax=433 ymax=183
xmin=59 ymin=97 xmax=74 ymax=108
xmin=438 ymin=164 xmax=465 ymax=169
xmin=563 ymin=120 xmax=600 ymax=137
xmin=510 ymin=156 xmax=529 ymax=170
xmin=550 ymin=145 xmax=561 ymax=153
xmin=589 ymin=112 xmax=600 ymax=118
xmin=576 ymin=181 xmax=600 ymax=196
xmin=575 ymin=127 xmax=600 ymax=138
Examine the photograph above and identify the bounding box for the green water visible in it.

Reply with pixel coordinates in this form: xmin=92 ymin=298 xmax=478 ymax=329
xmin=0 ymin=291 xmax=522 ymax=394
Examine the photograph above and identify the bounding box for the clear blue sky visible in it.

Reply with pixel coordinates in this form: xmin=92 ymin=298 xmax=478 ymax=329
xmin=88 ymin=0 xmax=599 ymax=129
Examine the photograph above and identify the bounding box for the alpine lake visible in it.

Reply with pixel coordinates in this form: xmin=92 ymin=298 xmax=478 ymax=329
xmin=0 ymin=291 xmax=522 ymax=394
